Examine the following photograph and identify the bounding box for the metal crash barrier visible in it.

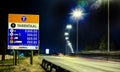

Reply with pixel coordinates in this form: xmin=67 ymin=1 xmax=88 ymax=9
xmin=41 ymin=59 xmax=70 ymax=72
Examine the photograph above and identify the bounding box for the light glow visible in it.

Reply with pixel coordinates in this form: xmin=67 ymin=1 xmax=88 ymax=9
xmin=64 ymin=32 xmax=69 ymax=36
xmin=45 ymin=49 xmax=49 ymax=54
xmin=71 ymin=7 xmax=84 ymax=20
xmin=66 ymin=24 xmax=72 ymax=29
xmin=67 ymin=42 xmax=74 ymax=53
xmin=65 ymin=37 xmax=69 ymax=40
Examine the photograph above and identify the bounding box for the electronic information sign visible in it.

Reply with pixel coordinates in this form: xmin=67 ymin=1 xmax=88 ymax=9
xmin=8 ymin=14 xmax=39 ymax=50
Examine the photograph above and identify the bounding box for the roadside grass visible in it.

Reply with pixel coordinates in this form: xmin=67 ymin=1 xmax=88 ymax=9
xmin=0 ymin=59 xmax=14 ymax=72
xmin=0 ymin=57 xmax=25 ymax=72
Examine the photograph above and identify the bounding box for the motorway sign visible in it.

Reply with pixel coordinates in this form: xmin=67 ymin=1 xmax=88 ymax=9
xmin=8 ymin=14 xmax=39 ymax=50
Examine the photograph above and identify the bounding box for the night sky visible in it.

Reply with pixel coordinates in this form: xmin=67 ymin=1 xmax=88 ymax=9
xmin=0 ymin=0 xmax=120 ymax=54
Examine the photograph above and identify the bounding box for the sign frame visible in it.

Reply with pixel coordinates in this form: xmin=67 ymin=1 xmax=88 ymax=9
xmin=8 ymin=14 xmax=39 ymax=50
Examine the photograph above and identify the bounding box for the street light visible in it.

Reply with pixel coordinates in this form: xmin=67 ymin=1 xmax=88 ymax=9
xmin=67 ymin=41 xmax=74 ymax=53
xmin=71 ymin=8 xmax=84 ymax=21
xmin=65 ymin=37 xmax=69 ymax=40
xmin=65 ymin=24 xmax=72 ymax=55
xmin=65 ymin=37 xmax=69 ymax=55
xmin=71 ymin=7 xmax=84 ymax=53
xmin=66 ymin=24 xmax=72 ymax=30
xmin=68 ymin=42 xmax=71 ymax=46
xmin=67 ymin=40 xmax=70 ymax=43
xmin=64 ymin=32 xmax=69 ymax=36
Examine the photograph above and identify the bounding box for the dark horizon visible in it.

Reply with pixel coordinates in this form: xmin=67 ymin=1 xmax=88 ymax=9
xmin=0 ymin=0 xmax=120 ymax=54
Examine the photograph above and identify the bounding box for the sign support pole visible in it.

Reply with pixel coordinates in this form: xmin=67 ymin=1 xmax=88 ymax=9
xmin=13 ymin=50 xmax=17 ymax=65
xmin=15 ymin=50 xmax=17 ymax=65
xmin=13 ymin=50 xmax=15 ymax=65
xmin=30 ymin=50 xmax=33 ymax=65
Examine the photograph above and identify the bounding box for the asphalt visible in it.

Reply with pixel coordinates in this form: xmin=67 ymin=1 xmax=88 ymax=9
xmin=41 ymin=56 xmax=120 ymax=72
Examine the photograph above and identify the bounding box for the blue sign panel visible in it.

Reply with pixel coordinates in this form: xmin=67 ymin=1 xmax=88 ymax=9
xmin=8 ymin=14 xmax=39 ymax=50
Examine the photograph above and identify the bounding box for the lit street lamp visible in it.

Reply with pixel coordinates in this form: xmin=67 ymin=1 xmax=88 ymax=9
xmin=67 ymin=41 xmax=74 ymax=53
xmin=65 ymin=24 xmax=72 ymax=55
xmin=65 ymin=37 xmax=69 ymax=40
xmin=67 ymin=40 xmax=71 ymax=45
xmin=66 ymin=24 xmax=72 ymax=30
xmin=64 ymin=32 xmax=69 ymax=36
xmin=67 ymin=40 xmax=70 ymax=43
xmin=65 ymin=37 xmax=69 ymax=55
xmin=71 ymin=7 xmax=84 ymax=53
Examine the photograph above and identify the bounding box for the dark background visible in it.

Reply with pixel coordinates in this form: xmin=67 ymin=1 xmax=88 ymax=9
xmin=0 ymin=0 xmax=120 ymax=54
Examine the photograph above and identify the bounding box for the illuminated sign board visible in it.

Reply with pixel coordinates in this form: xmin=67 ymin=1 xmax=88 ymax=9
xmin=45 ymin=49 xmax=50 ymax=54
xmin=8 ymin=14 xmax=39 ymax=50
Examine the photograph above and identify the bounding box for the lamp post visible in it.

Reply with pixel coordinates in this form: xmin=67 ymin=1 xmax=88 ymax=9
xmin=65 ymin=36 xmax=69 ymax=55
xmin=107 ymin=0 xmax=110 ymax=61
xmin=71 ymin=7 xmax=84 ymax=53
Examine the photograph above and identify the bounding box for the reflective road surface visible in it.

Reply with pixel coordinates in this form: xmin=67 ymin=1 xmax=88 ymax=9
xmin=41 ymin=56 xmax=120 ymax=72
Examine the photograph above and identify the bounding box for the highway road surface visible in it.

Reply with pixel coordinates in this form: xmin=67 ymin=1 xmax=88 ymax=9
xmin=41 ymin=55 xmax=120 ymax=72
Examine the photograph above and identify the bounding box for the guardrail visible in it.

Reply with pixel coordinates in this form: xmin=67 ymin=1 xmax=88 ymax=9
xmin=41 ymin=59 xmax=70 ymax=72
